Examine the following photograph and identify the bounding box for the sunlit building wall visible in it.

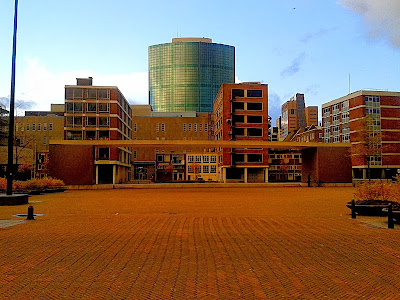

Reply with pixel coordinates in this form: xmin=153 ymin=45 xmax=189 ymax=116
xmin=149 ymin=38 xmax=235 ymax=113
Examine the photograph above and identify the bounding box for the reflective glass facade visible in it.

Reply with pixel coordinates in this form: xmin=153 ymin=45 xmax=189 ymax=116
xmin=149 ymin=40 xmax=235 ymax=112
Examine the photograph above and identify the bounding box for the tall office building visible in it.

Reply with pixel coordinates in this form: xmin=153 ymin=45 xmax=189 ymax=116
xmin=149 ymin=38 xmax=235 ymax=113
xmin=280 ymin=93 xmax=318 ymax=140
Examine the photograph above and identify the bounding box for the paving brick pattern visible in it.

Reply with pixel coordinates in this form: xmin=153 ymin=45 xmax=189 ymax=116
xmin=1 ymin=187 xmax=400 ymax=299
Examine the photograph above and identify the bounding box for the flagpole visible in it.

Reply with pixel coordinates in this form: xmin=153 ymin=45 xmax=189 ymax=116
xmin=6 ymin=0 xmax=19 ymax=195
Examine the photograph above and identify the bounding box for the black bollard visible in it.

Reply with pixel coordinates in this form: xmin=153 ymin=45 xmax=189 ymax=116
xmin=351 ymin=199 xmax=356 ymax=219
xmin=27 ymin=205 xmax=35 ymax=220
xmin=388 ymin=204 xmax=394 ymax=229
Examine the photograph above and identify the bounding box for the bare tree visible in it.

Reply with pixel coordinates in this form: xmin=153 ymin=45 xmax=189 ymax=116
xmin=352 ymin=114 xmax=382 ymax=181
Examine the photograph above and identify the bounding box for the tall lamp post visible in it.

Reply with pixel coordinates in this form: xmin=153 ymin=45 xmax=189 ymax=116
xmin=6 ymin=0 xmax=19 ymax=195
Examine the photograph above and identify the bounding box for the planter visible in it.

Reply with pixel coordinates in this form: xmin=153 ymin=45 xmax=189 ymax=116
xmin=346 ymin=203 xmax=388 ymax=216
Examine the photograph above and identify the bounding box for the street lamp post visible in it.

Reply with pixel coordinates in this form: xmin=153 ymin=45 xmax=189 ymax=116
xmin=6 ymin=0 xmax=19 ymax=195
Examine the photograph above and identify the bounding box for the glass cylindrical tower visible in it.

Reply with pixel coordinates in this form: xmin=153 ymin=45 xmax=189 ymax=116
xmin=149 ymin=38 xmax=235 ymax=112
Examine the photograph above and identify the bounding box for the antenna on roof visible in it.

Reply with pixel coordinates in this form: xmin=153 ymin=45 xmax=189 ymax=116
xmin=348 ymin=73 xmax=351 ymax=94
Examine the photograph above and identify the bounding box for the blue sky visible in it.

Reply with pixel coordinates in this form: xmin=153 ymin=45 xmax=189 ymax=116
xmin=0 ymin=0 xmax=399 ymax=122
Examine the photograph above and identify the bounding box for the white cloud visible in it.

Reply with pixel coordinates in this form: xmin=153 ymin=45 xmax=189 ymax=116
xmin=340 ymin=0 xmax=400 ymax=48
xmin=12 ymin=58 xmax=148 ymax=111
xmin=235 ymin=75 xmax=242 ymax=83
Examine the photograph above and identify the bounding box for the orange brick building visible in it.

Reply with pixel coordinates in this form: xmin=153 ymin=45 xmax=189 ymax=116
xmin=62 ymin=77 xmax=132 ymax=184
xmin=322 ymin=90 xmax=400 ymax=179
xmin=214 ymin=82 xmax=269 ymax=182
xmin=131 ymin=105 xmax=214 ymax=181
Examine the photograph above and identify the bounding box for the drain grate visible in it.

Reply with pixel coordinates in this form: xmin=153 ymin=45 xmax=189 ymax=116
xmin=13 ymin=214 xmax=45 ymax=218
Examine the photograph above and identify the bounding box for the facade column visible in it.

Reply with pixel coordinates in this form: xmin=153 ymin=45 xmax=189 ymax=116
xmin=95 ymin=165 xmax=99 ymax=185
xmin=223 ymin=167 xmax=227 ymax=183
xmin=264 ymin=168 xmax=268 ymax=183
xmin=113 ymin=165 xmax=116 ymax=184
xmin=244 ymin=168 xmax=248 ymax=183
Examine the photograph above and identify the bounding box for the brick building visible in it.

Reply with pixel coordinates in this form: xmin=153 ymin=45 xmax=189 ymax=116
xmin=322 ymin=90 xmax=400 ymax=180
xmin=214 ymin=82 xmax=269 ymax=183
xmin=131 ymin=105 xmax=214 ymax=181
xmin=61 ymin=77 xmax=132 ymax=184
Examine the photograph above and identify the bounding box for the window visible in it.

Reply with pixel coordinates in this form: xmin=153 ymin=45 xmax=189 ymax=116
xmin=233 ymin=154 xmax=245 ymax=163
xmin=20 ymin=137 xmax=24 ymax=146
xmin=199 ymin=123 xmax=202 ymax=132
xmin=203 ymin=156 xmax=209 ymax=163
xmin=32 ymin=124 xmax=36 ymax=131
xmin=210 ymin=155 xmax=217 ymax=163
xmin=86 ymin=131 xmax=96 ymax=140
xmin=161 ymin=123 xmax=165 ymax=132
xmin=290 ymin=109 xmax=296 ymax=115
xmin=99 ymin=117 xmax=109 ymax=127
xmin=74 ymin=103 xmax=83 ymax=112
xmin=66 ymin=131 xmax=82 ymax=140
xmin=232 ymin=102 xmax=244 ymax=111
xmin=98 ymin=103 xmax=109 ymax=112
xmin=49 ymin=123 xmax=53 ymax=131
xmin=43 ymin=123 xmax=47 ymax=131
xmin=156 ymin=123 xmax=159 ymax=132
xmin=232 ymin=89 xmax=244 ymax=98
xmin=99 ymin=131 xmax=109 ymax=139
xmin=247 ymin=128 xmax=263 ymax=137
xmin=247 ymin=90 xmax=262 ymax=97
xmin=204 ymin=123 xmax=208 ymax=132
xmin=203 ymin=165 xmax=209 ymax=173
xmin=98 ymin=147 xmax=110 ymax=160
xmin=156 ymin=155 xmax=163 ymax=162
xmin=87 ymin=89 xmax=97 ymax=99
xmin=195 ymin=155 xmax=201 ymax=162
xmin=86 ymin=103 xmax=96 ymax=112
xmin=211 ymin=165 xmax=216 ymax=173
xmin=183 ymin=123 xmax=186 ymax=132
xmin=43 ymin=137 xmax=47 ymax=145
xmin=233 ymin=115 xmax=245 ymax=123
xmin=26 ymin=124 xmax=30 ymax=131
xmin=133 ymin=151 xmax=137 ymax=159
xmin=134 ymin=123 xmax=137 ymax=132
xmin=247 ymin=115 xmax=262 ymax=123
xmin=188 ymin=123 xmax=192 ymax=132
xmin=98 ymin=89 xmax=110 ymax=99
xmin=38 ymin=123 xmax=41 ymax=131
xmin=188 ymin=155 xmax=194 ymax=163
xmin=247 ymin=103 xmax=262 ymax=111
xmin=188 ymin=165 xmax=193 ymax=173
xmin=73 ymin=88 xmax=83 ymax=99
xmin=74 ymin=116 xmax=83 ymax=126
xmin=86 ymin=117 xmax=96 ymax=127
xmin=194 ymin=123 xmax=197 ymax=132
xmin=247 ymin=154 xmax=263 ymax=163
xmin=233 ymin=128 xmax=245 ymax=136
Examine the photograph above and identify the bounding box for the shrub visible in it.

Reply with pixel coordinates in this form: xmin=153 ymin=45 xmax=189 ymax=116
xmin=0 ymin=177 xmax=65 ymax=193
xmin=354 ymin=181 xmax=399 ymax=202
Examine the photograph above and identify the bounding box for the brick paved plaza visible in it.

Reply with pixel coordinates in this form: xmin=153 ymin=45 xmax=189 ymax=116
xmin=1 ymin=186 xmax=400 ymax=299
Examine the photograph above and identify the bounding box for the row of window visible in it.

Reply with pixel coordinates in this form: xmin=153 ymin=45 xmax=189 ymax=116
xmin=66 ymin=116 xmax=109 ymax=127
xmin=20 ymin=136 xmax=52 ymax=146
xmin=187 ymin=155 xmax=217 ymax=163
xmin=66 ymin=102 xmax=110 ymax=113
xmin=183 ymin=123 xmax=208 ymax=132
xmin=188 ymin=165 xmax=217 ymax=174
xmin=66 ymin=88 xmax=110 ymax=100
xmin=18 ymin=123 xmax=53 ymax=132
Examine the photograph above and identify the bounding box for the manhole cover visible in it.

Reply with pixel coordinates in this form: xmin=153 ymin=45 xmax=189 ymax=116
xmin=13 ymin=214 xmax=45 ymax=218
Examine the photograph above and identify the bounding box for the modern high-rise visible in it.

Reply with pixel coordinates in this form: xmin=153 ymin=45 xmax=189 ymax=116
xmin=149 ymin=38 xmax=235 ymax=113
